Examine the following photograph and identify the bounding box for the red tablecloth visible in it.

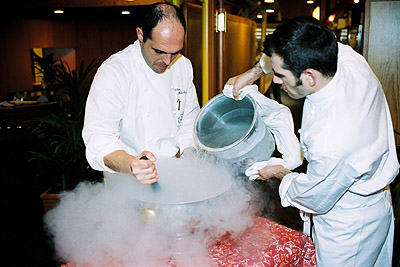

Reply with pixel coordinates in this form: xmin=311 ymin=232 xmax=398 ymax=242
xmin=62 ymin=216 xmax=316 ymax=267
xmin=210 ymin=216 xmax=316 ymax=266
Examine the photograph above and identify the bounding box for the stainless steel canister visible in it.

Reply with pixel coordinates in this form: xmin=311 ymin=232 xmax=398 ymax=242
xmin=194 ymin=93 xmax=275 ymax=173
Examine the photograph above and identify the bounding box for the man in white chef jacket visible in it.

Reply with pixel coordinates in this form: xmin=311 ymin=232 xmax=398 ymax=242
xmin=226 ymin=16 xmax=399 ymax=266
xmin=82 ymin=3 xmax=200 ymax=185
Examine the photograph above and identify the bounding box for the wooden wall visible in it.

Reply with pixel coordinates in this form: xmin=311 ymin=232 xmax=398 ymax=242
xmin=363 ymin=0 xmax=400 ymax=145
xmin=185 ymin=3 xmax=204 ymax=104
xmin=184 ymin=3 xmax=257 ymax=104
xmin=0 ymin=16 xmax=137 ymax=99
xmin=222 ymin=14 xmax=257 ymax=92
xmin=1 ymin=5 xmax=257 ymax=106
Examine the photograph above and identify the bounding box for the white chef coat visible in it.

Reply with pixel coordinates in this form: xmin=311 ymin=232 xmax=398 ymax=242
xmin=278 ymin=43 xmax=399 ymax=266
xmin=82 ymin=40 xmax=200 ymax=172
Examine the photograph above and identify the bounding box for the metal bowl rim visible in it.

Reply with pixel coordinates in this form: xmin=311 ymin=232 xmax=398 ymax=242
xmin=193 ymin=93 xmax=258 ymax=152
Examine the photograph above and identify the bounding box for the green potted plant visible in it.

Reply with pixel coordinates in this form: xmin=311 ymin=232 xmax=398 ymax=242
xmin=29 ymin=58 xmax=102 ymax=211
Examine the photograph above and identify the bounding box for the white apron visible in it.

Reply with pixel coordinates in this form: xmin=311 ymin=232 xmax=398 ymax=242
xmin=312 ymin=188 xmax=394 ymax=266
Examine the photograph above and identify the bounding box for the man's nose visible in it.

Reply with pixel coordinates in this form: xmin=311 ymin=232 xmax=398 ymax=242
xmin=273 ymin=75 xmax=283 ymax=84
xmin=162 ymin=54 xmax=173 ymax=65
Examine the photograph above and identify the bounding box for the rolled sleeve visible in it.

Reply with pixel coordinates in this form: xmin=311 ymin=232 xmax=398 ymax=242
xmin=259 ymin=54 xmax=273 ymax=74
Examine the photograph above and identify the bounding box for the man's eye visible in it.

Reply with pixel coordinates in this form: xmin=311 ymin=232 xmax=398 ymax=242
xmin=153 ymin=49 xmax=181 ymax=55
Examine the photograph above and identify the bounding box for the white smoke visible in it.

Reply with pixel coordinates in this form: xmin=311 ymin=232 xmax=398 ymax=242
xmin=44 ymin=156 xmax=260 ymax=266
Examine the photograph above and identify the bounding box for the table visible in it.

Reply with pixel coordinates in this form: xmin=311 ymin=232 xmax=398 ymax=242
xmin=0 ymin=101 xmax=59 ymax=142
xmin=62 ymin=216 xmax=316 ymax=266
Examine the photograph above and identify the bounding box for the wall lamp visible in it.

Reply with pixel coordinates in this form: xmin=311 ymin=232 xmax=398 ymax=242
xmin=215 ymin=11 xmax=227 ymax=32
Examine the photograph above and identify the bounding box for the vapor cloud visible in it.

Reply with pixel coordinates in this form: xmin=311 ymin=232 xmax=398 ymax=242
xmin=44 ymin=156 xmax=260 ymax=266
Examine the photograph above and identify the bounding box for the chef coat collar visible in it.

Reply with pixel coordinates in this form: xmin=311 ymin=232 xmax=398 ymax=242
xmin=306 ymin=63 xmax=341 ymax=107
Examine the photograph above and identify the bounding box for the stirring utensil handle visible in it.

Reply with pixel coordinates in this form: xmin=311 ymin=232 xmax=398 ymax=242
xmin=140 ymin=155 xmax=160 ymax=189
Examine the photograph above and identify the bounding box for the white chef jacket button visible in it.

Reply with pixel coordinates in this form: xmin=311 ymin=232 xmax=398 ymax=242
xmin=172 ymin=111 xmax=176 ymax=115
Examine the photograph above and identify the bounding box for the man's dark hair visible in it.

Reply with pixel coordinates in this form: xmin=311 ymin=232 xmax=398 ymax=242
xmin=138 ymin=2 xmax=186 ymax=43
xmin=263 ymin=16 xmax=338 ymax=79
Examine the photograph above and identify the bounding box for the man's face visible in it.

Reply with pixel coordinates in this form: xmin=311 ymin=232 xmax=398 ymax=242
xmin=137 ymin=20 xmax=184 ymax=74
xmin=271 ymin=54 xmax=312 ymax=99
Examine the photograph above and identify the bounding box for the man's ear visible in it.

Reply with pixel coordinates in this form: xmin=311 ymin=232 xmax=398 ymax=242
xmin=136 ymin=27 xmax=143 ymax=43
xmin=303 ymin=69 xmax=317 ymax=87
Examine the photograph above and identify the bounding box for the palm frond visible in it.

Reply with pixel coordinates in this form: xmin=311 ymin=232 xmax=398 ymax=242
xmin=28 ymin=59 xmax=99 ymax=189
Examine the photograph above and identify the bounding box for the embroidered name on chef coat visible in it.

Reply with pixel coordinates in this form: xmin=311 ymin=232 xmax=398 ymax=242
xmin=173 ymin=87 xmax=186 ymax=127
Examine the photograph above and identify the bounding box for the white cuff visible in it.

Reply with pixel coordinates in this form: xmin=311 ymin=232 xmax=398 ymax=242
xmin=259 ymin=54 xmax=272 ymax=74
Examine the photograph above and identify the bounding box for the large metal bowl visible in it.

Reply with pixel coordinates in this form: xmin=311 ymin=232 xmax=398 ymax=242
xmin=106 ymin=157 xmax=234 ymax=226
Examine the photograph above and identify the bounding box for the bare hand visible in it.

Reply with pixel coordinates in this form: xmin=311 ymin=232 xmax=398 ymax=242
xmin=257 ymin=165 xmax=291 ymax=181
xmin=225 ymin=73 xmax=252 ymax=100
xmin=130 ymin=151 xmax=159 ymax=185
xmin=225 ymin=62 xmax=265 ymax=100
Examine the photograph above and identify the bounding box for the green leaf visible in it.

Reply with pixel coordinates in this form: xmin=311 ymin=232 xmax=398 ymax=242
xmin=28 ymin=58 xmax=100 ymax=189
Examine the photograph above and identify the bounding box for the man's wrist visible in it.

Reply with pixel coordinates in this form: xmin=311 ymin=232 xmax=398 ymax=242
xmin=275 ymin=167 xmax=291 ymax=180
xmin=104 ymin=150 xmax=134 ymax=174
xmin=250 ymin=62 xmax=265 ymax=82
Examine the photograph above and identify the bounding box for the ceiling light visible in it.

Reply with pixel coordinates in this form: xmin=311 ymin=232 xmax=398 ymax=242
xmin=121 ymin=11 xmax=130 ymax=15
xmin=266 ymin=9 xmax=275 ymax=13
xmin=328 ymin=14 xmax=335 ymax=22
xmin=54 ymin=10 xmax=64 ymax=14
xmin=307 ymin=0 xmax=314 ymax=4
xmin=354 ymin=0 xmax=360 ymax=3
xmin=264 ymin=0 xmax=275 ymax=3
xmin=257 ymin=14 xmax=263 ymax=19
